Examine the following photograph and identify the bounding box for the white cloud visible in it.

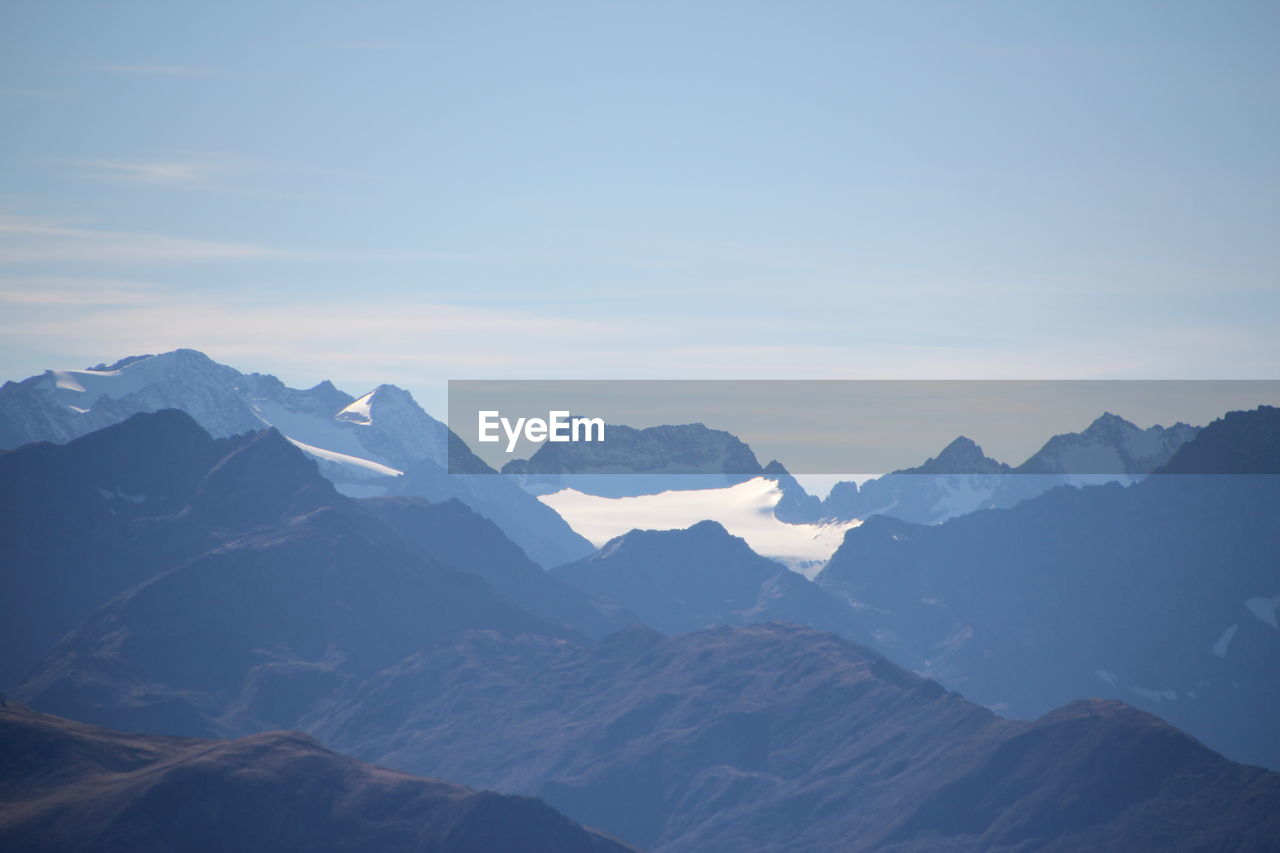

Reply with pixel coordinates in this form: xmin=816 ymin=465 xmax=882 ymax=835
xmin=76 ymin=159 xmax=224 ymax=187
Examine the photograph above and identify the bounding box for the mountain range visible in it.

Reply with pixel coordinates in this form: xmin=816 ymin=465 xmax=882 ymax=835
xmin=3 ymin=352 xmax=1278 ymax=851
xmin=496 ymin=404 xmax=1198 ymax=529
xmin=310 ymin=622 xmax=1280 ymax=852
xmin=0 ymin=349 xmax=591 ymax=566
xmin=817 ymin=405 xmax=1280 ymax=769
xmin=1 ymin=410 xmax=629 ymax=734
xmin=815 ymin=413 xmax=1199 ymax=525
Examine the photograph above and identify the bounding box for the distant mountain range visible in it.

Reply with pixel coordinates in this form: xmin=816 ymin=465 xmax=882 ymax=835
xmin=1 ymin=410 xmax=629 ymax=733
xmin=4 ymin=354 xmax=1279 ymax=851
xmin=0 ymin=351 xmax=1208 ymax=546
xmin=817 ymin=405 xmax=1280 ymax=769
xmin=0 ymin=349 xmax=591 ymax=566
xmin=815 ymin=413 xmax=1199 ymax=525
xmin=498 ymin=406 xmax=1199 ymax=528
xmin=0 ymin=704 xmax=634 ymax=853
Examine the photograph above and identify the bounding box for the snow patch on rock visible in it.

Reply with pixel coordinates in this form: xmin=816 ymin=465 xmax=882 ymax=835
xmin=1245 ymin=597 xmax=1279 ymax=630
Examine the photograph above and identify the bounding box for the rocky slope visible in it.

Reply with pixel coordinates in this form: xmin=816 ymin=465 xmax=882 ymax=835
xmin=1 ymin=410 xmax=619 ymax=734
xmin=310 ymin=623 xmax=1280 ymax=853
xmin=0 ymin=704 xmax=634 ymax=853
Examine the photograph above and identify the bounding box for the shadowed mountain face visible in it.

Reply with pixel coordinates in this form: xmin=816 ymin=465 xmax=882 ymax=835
xmin=0 ymin=409 xmax=340 ymax=688
xmin=360 ymin=496 xmax=637 ymax=639
xmin=818 ymin=406 xmax=1280 ymax=770
xmin=552 ymin=521 xmax=862 ymax=639
xmin=1 ymin=410 xmax=612 ymax=735
xmin=0 ymin=705 xmax=634 ymax=853
xmin=389 ymin=446 xmax=596 ymax=567
xmin=18 ymin=506 xmax=565 ymax=737
xmin=0 ymin=349 xmax=593 ymax=567
xmin=311 ymin=623 xmax=1280 ymax=853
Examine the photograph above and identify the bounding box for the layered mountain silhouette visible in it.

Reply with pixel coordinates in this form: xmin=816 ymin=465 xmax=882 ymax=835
xmin=4 ymin=380 xmax=1278 ymax=851
xmin=312 ymin=623 xmax=1280 ymax=852
xmin=817 ymin=414 xmax=1199 ymax=525
xmin=0 ymin=349 xmax=591 ymax=566
xmin=552 ymin=521 xmax=862 ymax=639
xmin=497 ymin=409 xmax=1196 ymax=530
xmin=2 ymin=409 xmax=628 ymax=734
xmin=818 ymin=406 xmax=1280 ymax=769
xmin=0 ymin=704 xmax=634 ymax=853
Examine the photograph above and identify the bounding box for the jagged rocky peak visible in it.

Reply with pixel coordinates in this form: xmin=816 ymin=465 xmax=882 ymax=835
xmin=929 ymin=436 xmax=986 ymax=468
xmin=237 ymin=371 xmax=355 ymax=415
xmin=907 ymin=435 xmax=1011 ymax=476
xmin=761 ymin=459 xmax=789 ymax=476
xmin=88 ymin=353 xmax=153 ymax=371
xmin=331 ymin=384 xmax=449 ymax=469
xmin=1017 ymin=411 xmax=1200 ymax=475
xmin=1077 ymin=411 xmax=1147 ymax=443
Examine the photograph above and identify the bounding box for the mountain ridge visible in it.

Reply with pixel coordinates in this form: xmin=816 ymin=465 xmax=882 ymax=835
xmin=0 ymin=349 xmax=592 ymax=566
xmin=311 ymin=621 xmax=1280 ymax=852
xmin=816 ymin=405 xmax=1280 ymax=770
xmin=0 ymin=703 xmax=635 ymax=853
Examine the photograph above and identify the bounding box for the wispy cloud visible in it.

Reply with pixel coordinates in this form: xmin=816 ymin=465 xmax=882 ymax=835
xmin=0 ymin=275 xmax=159 ymax=306
xmin=0 ymin=212 xmax=496 ymax=265
xmin=94 ymin=65 xmax=203 ymax=76
xmin=327 ymin=42 xmax=402 ymax=51
xmin=75 ymin=159 xmax=225 ymax=187
xmin=0 ymin=214 xmax=283 ymax=264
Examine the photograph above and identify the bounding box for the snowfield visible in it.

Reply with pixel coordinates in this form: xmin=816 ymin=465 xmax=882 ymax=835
xmin=540 ymin=476 xmax=860 ymax=577
xmin=284 ymin=437 xmax=404 ymax=479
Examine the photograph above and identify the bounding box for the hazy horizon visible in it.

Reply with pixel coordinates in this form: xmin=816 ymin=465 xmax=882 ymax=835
xmin=4 ymin=1 xmax=1278 ymax=414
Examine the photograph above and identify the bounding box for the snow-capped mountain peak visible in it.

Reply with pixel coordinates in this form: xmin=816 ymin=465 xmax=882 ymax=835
xmin=0 ymin=349 xmax=594 ymax=567
xmin=0 ymin=349 xmax=446 ymax=488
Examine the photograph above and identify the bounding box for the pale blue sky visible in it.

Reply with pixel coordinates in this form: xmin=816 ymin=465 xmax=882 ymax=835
xmin=2 ymin=1 xmax=1278 ymax=414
